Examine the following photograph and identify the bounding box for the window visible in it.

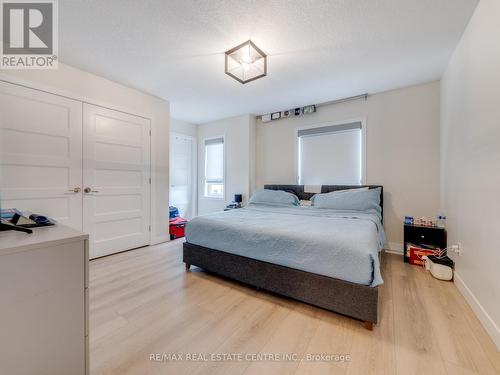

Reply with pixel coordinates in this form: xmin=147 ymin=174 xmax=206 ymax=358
xmin=298 ymin=122 xmax=363 ymax=185
xmin=204 ymin=137 xmax=225 ymax=198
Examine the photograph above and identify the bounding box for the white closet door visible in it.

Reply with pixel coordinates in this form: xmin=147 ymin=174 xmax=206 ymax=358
xmin=0 ymin=81 xmax=83 ymax=229
xmin=170 ymin=133 xmax=194 ymax=219
xmin=83 ymin=104 xmax=150 ymax=259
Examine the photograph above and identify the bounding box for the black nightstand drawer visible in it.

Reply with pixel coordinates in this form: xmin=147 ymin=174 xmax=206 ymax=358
xmin=404 ymin=226 xmax=443 ymax=245
xmin=403 ymin=224 xmax=447 ymax=262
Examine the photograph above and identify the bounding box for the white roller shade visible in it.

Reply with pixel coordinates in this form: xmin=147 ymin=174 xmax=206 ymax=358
xmin=205 ymin=138 xmax=224 ymax=183
xmin=298 ymin=122 xmax=362 ymax=185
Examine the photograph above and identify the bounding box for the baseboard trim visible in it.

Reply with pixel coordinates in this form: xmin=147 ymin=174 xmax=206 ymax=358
xmin=384 ymin=242 xmax=403 ymax=255
xmin=151 ymin=235 xmax=170 ymax=246
xmin=454 ymin=272 xmax=500 ymax=350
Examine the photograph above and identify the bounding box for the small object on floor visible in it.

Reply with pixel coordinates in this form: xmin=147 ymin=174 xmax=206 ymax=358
xmin=169 ymin=217 xmax=187 ymax=240
xmin=407 ymin=243 xmax=441 ymax=266
xmin=424 ymin=255 xmax=454 ymax=281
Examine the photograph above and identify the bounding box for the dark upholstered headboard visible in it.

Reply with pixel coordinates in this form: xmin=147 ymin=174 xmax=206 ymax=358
xmin=263 ymin=184 xmax=384 ymax=218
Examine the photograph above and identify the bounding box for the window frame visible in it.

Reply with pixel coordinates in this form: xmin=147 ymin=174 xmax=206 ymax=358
xmin=295 ymin=119 xmax=367 ymax=185
xmin=203 ymin=135 xmax=226 ymax=199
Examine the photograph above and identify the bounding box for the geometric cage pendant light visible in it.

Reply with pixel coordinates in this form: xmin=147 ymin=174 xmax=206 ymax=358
xmin=225 ymin=40 xmax=267 ymax=84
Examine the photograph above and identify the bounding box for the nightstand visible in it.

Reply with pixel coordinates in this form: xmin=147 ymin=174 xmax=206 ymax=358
xmin=403 ymin=224 xmax=447 ymax=263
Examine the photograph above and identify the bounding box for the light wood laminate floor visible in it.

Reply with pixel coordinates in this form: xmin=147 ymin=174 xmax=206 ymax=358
xmin=90 ymin=240 xmax=500 ymax=375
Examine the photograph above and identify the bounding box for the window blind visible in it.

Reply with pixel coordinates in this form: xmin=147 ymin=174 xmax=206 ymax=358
xmin=204 ymin=137 xmax=224 ymax=183
xmin=298 ymin=122 xmax=362 ymax=185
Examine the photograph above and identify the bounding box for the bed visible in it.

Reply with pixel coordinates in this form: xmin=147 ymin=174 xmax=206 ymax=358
xmin=183 ymin=185 xmax=384 ymax=329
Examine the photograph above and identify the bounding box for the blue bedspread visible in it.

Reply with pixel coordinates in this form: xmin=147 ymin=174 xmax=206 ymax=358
xmin=185 ymin=203 xmax=385 ymax=287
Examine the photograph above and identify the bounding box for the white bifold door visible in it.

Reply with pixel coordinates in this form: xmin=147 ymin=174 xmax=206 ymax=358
xmin=83 ymin=104 xmax=151 ymax=258
xmin=169 ymin=133 xmax=194 ymax=219
xmin=0 ymin=82 xmax=151 ymax=259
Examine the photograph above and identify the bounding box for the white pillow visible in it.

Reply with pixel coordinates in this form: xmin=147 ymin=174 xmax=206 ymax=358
xmin=311 ymin=187 xmax=381 ymax=213
xmin=248 ymin=189 xmax=300 ymax=206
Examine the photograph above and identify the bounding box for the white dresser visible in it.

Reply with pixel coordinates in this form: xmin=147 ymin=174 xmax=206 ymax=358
xmin=0 ymin=225 xmax=89 ymax=375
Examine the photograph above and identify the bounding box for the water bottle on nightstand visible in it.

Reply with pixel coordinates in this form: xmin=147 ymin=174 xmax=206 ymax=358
xmin=437 ymin=215 xmax=446 ymax=228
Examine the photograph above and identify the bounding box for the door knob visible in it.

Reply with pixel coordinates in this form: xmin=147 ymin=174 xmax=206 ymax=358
xmin=68 ymin=187 xmax=81 ymax=193
xmin=84 ymin=187 xmax=99 ymax=193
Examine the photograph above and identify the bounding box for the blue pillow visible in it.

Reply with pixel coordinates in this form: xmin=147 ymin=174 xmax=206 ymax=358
xmin=311 ymin=188 xmax=381 ymax=213
xmin=249 ymin=189 xmax=299 ymax=206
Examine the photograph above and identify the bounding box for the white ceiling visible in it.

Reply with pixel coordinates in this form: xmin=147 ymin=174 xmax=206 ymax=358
xmin=59 ymin=0 xmax=478 ymax=124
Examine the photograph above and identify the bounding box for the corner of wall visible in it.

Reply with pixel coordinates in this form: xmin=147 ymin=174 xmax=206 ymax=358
xmin=439 ymin=0 xmax=500 ymax=350
xmin=454 ymin=272 xmax=500 ymax=350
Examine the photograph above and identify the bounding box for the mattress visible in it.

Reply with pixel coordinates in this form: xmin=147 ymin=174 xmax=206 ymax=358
xmin=185 ymin=203 xmax=385 ymax=287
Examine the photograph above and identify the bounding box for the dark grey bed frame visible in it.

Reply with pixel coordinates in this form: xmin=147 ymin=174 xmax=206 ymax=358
xmin=183 ymin=185 xmax=383 ymax=330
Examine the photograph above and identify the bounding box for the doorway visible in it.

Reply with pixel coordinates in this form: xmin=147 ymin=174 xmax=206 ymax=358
xmin=169 ymin=133 xmax=196 ymax=219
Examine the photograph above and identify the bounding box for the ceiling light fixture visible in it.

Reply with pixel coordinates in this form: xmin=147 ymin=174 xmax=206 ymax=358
xmin=225 ymin=40 xmax=267 ymax=84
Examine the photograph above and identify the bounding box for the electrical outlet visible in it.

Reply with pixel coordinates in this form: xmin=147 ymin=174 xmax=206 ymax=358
xmin=450 ymin=243 xmax=461 ymax=256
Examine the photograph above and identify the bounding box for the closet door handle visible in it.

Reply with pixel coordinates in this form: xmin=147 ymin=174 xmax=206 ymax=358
xmin=84 ymin=187 xmax=99 ymax=193
xmin=66 ymin=187 xmax=81 ymax=193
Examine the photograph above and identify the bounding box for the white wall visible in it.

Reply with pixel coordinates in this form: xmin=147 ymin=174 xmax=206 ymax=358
xmin=256 ymin=81 xmax=441 ymax=248
xmin=171 ymin=118 xmax=197 ymax=137
xmin=197 ymin=114 xmax=256 ymax=215
xmin=0 ymin=64 xmax=170 ymax=244
xmin=441 ymin=0 xmax=500 ymax=349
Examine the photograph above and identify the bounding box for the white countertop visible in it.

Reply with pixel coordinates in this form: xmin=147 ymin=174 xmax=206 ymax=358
xmin=0 ymin=224 xmax=88 ymax=256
